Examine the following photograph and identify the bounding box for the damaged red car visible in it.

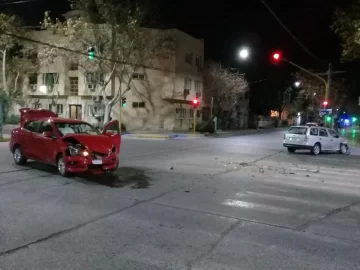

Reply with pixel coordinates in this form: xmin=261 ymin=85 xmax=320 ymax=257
xmin=9 ymin=108 xmax=121 ymax=176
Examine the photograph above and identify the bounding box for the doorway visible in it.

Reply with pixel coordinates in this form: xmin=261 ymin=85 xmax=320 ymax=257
xmin=69 ymin=104 xmax=82 ymax=120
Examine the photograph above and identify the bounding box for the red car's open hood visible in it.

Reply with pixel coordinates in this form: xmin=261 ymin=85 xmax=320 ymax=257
xmin=63 ymin=134 xmax=114 ymax=154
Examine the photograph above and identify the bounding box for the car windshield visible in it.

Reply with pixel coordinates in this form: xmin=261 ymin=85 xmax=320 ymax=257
xmin=55 ymin=122 xmax=100 ymax=136
xmin=287 ymin=127 xmax=308 ymax=135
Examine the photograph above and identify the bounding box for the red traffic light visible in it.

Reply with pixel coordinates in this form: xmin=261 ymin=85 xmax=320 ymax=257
xmin=323 ymin=101 xmax=328 ymax=106
xmin=273 ymin=53 xmax=280 ymax=60
xmin=192 ymin=99 xmax=200 ymax=108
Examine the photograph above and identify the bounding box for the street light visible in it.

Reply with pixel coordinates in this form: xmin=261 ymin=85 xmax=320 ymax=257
xmin=239 ymin=48 xmax=249 ymax=60
xmin=39 ymin=85 xmax=47 ymax=93
xmin=294 ymin=81 xmax=300 ymax=87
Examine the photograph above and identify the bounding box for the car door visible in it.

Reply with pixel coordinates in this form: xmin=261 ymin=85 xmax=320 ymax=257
xmin=36 ymin=121 xmax=59 ymax=164
xmin=318 ymin=128 xmax=331 ymax=150
xmin=327 ymin=128 xmax=340 ymax=151
xmin=21 ymin=120 xmax=41 ymax=159
xmin=102 ymin=120 xmax=121 ymax=154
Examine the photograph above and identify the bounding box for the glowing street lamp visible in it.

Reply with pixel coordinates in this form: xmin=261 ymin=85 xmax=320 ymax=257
xmin=239 ymin=48 xmax=250 ymax=60
xmin=39 ymin=85 xmax=47 ymax=93
xmin=294 ymin=81 xmax=301 ymax=87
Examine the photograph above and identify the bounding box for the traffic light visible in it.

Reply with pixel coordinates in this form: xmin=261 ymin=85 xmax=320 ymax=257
xmin=323 ymin=101 xmax=328 ymax=106
xmin=121 ymin=97 xmax=126 ymax=107
xmin=272 ymin=51 xmax=282 ymax=62
xmin=87 ymin=46 xmax=95 ymax=60
xmin=326 ymin=116 xmax=331 ymax=122
xmin=352 ymin=117 xmax=357 ymax=122
xmin=192 ymin=99 xmax=200 ymax=109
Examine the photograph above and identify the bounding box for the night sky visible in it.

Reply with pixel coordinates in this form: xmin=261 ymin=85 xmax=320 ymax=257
xmin=2 ymin=0 xmax=359 ymax=100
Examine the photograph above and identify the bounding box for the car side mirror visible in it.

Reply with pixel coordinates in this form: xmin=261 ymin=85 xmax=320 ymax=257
xmin=43 ymin=131 xmax=54 ymax=138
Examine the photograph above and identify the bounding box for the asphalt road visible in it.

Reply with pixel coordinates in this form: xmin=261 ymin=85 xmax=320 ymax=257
xmin=0 ymin=130 xmax=360 ymax=269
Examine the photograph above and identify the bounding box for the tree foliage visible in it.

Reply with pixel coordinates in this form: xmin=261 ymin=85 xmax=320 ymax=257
xmin=0 ymin=13 xmax=38 ymax=116
xmin=40 ymin=0 xmax=174 ymax=125
xmin=203 ymin=62 xmax=248 ymax=115
xmin=294 ymin=71 xmax=348 ymax=110
xmin=332 ymin=2 xmax=360 ymax=60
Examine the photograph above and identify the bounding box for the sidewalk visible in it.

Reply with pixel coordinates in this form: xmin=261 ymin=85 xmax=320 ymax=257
xmin=125 ymin=127 xmax=282 ymax=139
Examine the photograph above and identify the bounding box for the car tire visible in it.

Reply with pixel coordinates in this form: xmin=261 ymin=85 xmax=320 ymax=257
xmin=339 ymin=144 xmax=347 ymax=154
xmin=287 ymin=147 xmax=296 ymax=153
xmin=13 ymin=146 xmax=27 ymax=165
xmin=57 ymin=156 xmax=69 ymax=177
xmin=311 ymin=143 xmax=321 ymax=156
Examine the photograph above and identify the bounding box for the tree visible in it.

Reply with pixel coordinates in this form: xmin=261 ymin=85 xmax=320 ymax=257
xmin=332 ymin=2 xmax=360 ymax=61
xmin=294 ymin=71 xmax=348 ymax=120
xmin=0 ymin=14 xmax=38 ymax=117
xmin=203 ymin=62 xmax=248 ymax=128
xmin=40 ymin=0 xmax=174 ymax=125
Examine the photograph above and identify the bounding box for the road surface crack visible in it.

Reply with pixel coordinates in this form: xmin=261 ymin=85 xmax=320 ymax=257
xmin=186 ymin=220 xmax=242 ymax=270
xmin=297 ymin=200 xmax=360 ymax=231
xmin=0 ymin=180 xmax=195 ymax=257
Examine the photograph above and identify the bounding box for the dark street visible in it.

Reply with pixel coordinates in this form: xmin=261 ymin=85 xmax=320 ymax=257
xmin=0 ymin=130 xmax=359 ymax=269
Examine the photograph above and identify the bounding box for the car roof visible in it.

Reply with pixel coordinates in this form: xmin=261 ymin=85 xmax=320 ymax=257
xmin=26 ymin=117 xmax=86 ymax=124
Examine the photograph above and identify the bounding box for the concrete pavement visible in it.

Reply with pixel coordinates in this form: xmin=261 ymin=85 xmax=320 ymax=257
xmin=0 ymin=130 xmax=360 ymax=269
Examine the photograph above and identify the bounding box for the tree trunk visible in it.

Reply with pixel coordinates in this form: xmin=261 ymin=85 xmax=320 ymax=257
xmin=103 ymin=103 xmax=112 ymax=125
xmin=2 ymin=49 xmax=6 ymax=93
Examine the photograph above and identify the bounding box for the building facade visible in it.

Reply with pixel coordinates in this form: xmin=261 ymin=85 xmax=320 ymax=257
xmin=15 ymin=28 xmax=204 ymax=132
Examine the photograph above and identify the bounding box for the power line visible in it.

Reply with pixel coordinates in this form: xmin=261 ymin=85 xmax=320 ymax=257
xmin=0 ymin=0 xmax=38 ymax=5
xmin=261 ymin=0 xmax=320 ymax=62
xmin=0 ymin=30 xmax=169 ymax=72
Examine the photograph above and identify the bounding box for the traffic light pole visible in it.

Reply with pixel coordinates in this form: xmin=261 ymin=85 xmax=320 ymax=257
xmin=193 ymin=109 xmax=196 ymax=133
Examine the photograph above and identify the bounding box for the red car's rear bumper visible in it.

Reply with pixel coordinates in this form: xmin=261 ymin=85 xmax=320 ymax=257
xmin=64 ymin=154 xmax=118 ymax=175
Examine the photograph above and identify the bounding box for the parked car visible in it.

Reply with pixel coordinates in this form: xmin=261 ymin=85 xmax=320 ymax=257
xmin=283 ymin=125 xmax=348 ymax=155
xmin=9 ymin=108 xmax=121 ymax=176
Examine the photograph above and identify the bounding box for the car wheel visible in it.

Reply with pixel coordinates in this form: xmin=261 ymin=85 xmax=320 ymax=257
xmin=339 ymin=144 xmax=347 ymax=154
xmin=13 ymin=146 xmax=27 ymax=165
xmin=57 ymin=156 xmax=69 ymax=177
xmin=311 ymin=143 xmax=321 ymax=156
xmin=287 ymin=147 xmax=296 ymax=153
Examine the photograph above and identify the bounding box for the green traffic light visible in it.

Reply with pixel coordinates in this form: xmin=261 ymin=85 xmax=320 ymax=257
xmin=88 ymin=51 xmax=94 ymax=60
xmin=326 ymin=116 xmax=331 ymax=122
xmin=122 ymin=103 xmax=126 ymax=107
xmin=352 ymin=117 xmax=357 ymax=122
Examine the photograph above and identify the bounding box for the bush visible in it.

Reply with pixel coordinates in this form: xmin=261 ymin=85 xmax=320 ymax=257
xmin=6 ymin=114 xmax=20 ymax=125
xmin=195 ymin=121 xmax=214 ymax=134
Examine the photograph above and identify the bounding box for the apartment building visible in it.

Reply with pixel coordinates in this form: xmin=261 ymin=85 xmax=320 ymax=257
xmin=17 ymin=27 xmax=204 ymax=132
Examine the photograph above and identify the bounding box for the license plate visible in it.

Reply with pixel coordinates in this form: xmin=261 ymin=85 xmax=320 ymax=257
xmin=92 ymin=160 xmax=102 ymax=165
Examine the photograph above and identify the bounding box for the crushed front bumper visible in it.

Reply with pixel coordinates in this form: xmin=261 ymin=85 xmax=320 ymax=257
xmin=64 ymin=153 xmax=118 ymax=175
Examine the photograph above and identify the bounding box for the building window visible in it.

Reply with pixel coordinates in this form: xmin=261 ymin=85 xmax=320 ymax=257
xmin=69 ymin=77 xmax=79 ymax=95
xmin=132 ymin=102 xmax=145 ymax=108
xmin=176 ymin=108 xmax=186 ymax=119
xmin=85 ymin=72 xmax=103 ymax=84
xmin=189 ymin=109 xmax=194 ymax=119
xmin=32 ymin=103 xmax=41 ymax=109
xmin=88 ymin=104 xmax=104 ymax=116
xmin=49 ymin=104 xmax=63 ymax=115
xmin=184 ymin=78 xmax=191 ymax=90
xmin=132 ymin=73 xmax=145 ymax=80
xmin=28 ymin=73 xmax=37 ymax=85
xmin=42 ymin=73 xmax=59 ymax=86
xmin=69 ymin=62 xmax=78 ymax=71
xmin=195 ymin=81 xmax=201 ymax=92
xmin=185 ymin=53 xmax=192 ymax=64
